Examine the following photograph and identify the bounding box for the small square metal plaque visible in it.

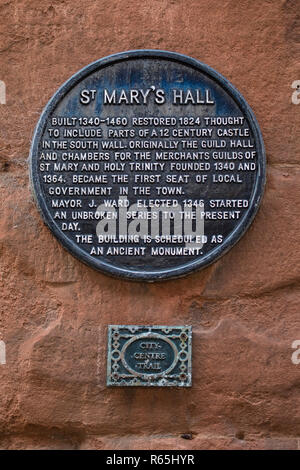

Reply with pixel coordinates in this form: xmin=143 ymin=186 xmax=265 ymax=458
xmin=107 ymin=325 xmax=192 ymax=387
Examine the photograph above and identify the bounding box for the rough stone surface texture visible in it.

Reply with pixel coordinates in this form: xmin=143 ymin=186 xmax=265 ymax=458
xmin=0 ymin=0 xmax=299 ymax=450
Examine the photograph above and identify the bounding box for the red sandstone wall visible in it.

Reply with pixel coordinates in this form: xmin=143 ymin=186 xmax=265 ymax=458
xmin=0 ymin=0 xmax=299 ymax=450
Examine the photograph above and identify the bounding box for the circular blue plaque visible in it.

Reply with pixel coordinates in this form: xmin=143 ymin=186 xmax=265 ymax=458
xmin=30 ymin=50 xmax=266 ymax=281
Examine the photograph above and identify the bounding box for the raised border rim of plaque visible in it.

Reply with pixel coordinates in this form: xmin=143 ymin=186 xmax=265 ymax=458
xmin=29 ymin=49 xmax=266 ymax=282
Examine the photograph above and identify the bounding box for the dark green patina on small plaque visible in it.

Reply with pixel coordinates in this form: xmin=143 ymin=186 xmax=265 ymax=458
xmin=107 ymin=325 xmax=192 ymax=387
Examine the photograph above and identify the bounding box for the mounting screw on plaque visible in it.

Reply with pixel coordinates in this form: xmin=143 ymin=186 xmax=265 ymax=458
xmin=107 ymin=325 xmax=192 ymax=387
